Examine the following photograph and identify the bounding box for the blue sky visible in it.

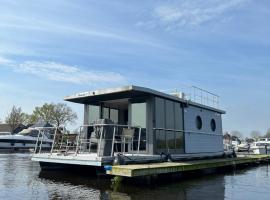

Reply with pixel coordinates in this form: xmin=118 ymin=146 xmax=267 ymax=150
xmin=0 ymin=0 xmax=270 ymax=136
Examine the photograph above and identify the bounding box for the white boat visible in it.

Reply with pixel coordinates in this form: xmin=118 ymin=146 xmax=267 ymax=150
xmin=250 ymin=138 xmax=270 ymax=154
xmin=0 ymin=127 xmax=53 ymax=150
xmin=0 ymin=132 xmax=11 ymax=136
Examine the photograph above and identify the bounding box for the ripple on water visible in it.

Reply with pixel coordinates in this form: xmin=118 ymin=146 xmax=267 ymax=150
xmin=0 ymin=153 xmax=270 ymax=200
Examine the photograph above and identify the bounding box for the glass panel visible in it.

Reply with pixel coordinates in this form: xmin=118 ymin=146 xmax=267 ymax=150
xmin=167 ymin=131 xmax=175 ymax=150
xmin=174 ymin=102 xmax=183 ymax=130
xmin=165 ymin=100 xmax=174 ymax=129
xmin=156 ymin=130 xmax=166 ymax=150
xmin=175 ymin=132 xmax=184 ymax=149
xmin=110 ymin=109 xmax=119 ymax=123
xmin=155 ymin=98 xmax=165 ymax=128
xmin=131 ymin=103 xmax=146 ymax=128
xmin=102 ymin=107 xmax=109 ymax=119
xmin=132 ymin=128 xmax=146 ymax=151
xmin=88 ymin=105 xmax=100 ymax=124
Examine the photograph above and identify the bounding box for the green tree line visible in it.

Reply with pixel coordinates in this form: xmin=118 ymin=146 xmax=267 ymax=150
xmin=4 ymin=103 xmax=77 ymax=133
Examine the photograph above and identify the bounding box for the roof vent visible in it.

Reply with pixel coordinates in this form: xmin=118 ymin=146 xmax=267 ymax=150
xmin=170 ymin=92 xmax=185 ymax=99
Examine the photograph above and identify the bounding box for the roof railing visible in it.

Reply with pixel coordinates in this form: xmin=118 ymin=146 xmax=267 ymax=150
xmin=164 ymin=85 xmax=220 ymax=109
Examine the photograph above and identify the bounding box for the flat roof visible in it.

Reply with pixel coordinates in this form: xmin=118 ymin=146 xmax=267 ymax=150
xmin=64 ymin=85 xmax=225 ymax=114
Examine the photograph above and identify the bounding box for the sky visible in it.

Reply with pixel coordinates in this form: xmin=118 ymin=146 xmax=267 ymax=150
xmin=0 ymin=0 xmax=270 ymax=136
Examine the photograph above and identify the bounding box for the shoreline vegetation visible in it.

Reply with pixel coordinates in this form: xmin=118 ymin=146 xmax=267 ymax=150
xmin=0 ymin=103 xmax=77 ymax=134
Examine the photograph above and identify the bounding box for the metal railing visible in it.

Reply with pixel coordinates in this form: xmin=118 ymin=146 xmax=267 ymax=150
xmin=76 ymin=124 xmax=145 ymax=157
xmin=33 ymin=124 xmax=146 ymax=158
xmin=33 ymin=127 xmax=56 ymax=154
xmin=153 ymin=128 xmax=223 ymax=136
xmin=164 ymin=85 xmax=220 ymax=109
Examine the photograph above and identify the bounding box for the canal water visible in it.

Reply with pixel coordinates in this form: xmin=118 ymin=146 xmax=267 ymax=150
xmin=0 ymin=153 xmax=269 ymax=200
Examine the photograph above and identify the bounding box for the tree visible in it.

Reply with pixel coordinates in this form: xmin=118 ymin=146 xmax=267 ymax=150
xmin=250 ymin=130 xmax=261 ymax=139
xmin=230 ymin=130 xmax=243 ymax=139
xmin=31 ymin=103 xmax=77 ymax=127
xmin=5 ymin=106 xmax=26 ymax=133
xmin=31 ymin=103 xmax=55 ymax=124
xmin=264 ymin=129 xmax=270 ymax=138
xmin=52 ymin=103 xmax=77 ymax=127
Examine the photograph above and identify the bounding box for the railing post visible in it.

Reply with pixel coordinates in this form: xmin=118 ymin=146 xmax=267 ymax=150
xmin=50 ymin=127 xmax=58 ymax=155
xmin=75 ymin=126 xmax=82 ymax=156
xmin=111 ymin=126 xmax=116 ymax=157
xmin=137 ymin=127 xmax=141 ymax=154
xmin=98 ymin=125 xmax=104 ymax=157
xmin=39 ymin=130 xmax=44 ymax=154
xmin=34 ymin=129 xmax=41 ymax=154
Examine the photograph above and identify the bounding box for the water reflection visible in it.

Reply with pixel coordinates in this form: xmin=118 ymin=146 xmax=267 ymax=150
xmin=39 ymin=165 xmax=226 ymax=200
xmin=0 ymin=154 xmax=270 ymax=200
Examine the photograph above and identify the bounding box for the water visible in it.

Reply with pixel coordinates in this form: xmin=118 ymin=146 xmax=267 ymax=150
xmin=0 ymin=153 xmax=270 ymax=200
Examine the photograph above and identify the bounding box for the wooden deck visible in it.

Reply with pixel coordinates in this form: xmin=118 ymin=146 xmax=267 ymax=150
xmin=106 ymin=155 xmax=270 ymax=177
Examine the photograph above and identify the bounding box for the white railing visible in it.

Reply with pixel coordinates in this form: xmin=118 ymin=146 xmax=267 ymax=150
xmin=164 ymin=85 xmax=220 ymax=109
xmin=33 ymin=127 xmax=56 ymax=154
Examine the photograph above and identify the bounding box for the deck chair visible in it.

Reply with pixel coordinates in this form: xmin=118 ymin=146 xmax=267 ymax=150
xmin=64 ymin=134 xmax=78 ymax=155
xmin=121 ymin=128 xmax=135 ymax=153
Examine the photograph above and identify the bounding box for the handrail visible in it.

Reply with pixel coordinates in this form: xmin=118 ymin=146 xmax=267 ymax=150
xmin=153 ymin=128 xmax=223 ymax=136
xmin=33 ymin=124 xmax=146 ymax=157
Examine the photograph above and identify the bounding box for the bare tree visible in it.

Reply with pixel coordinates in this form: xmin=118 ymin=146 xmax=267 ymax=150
xmin=5 ymin=106 xmax=26 ymax=134
xmin=52 ymin=103 xmax=77 ymax=127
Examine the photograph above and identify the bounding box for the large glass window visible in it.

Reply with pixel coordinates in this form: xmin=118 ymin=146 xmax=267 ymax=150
xmin=88 ymin=105 xmax=100 ymax=124
xmin=156 ymin=130 xmax=166 ymax=150
xmin=131 ymin=103 xmax=146 ymax=128
xmin=102 ymin=107 xmax=109 ymax=119
xmin=155 ymin=98 xmax=184 ymax=154
xmin=110 ymin=109 xmax=119 ymax=123
xmin=131 ymin=102 xmax=147 ymax=151
xmin=101 ymin=107 xmax=119 ymax=123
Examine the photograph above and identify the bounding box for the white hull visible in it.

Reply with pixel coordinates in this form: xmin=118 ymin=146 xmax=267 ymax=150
xmin=0 ymin=134 xmax=52 ymax=150
xmin=252 ymin=147 xmax=270 ymax=155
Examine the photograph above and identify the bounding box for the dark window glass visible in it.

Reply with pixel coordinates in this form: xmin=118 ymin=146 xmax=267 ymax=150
xmin=196 ymin=116 xmax=202 ymax=130
xmin=156 ymin=130 xmax=166 ymax=150
xmin=166 ymin=131 xmax=175 ymax=150
xmin=132 ymin=128 xmax=146 ymax=151
xmin=110 ymin=109 xmax=119 ymax=123
xmin=175 ymin=132 xmax=184 ymax=149
xmin=211 ymin=119 xmax=216 ymax=132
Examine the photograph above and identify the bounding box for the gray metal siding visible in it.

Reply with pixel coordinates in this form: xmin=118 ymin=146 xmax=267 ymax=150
xmin=184 ymin=105 xmax=223 ymax=153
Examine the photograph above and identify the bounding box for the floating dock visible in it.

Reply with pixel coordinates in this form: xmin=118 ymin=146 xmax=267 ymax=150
xmin=106 ymin=155 xmax=270 ymax=177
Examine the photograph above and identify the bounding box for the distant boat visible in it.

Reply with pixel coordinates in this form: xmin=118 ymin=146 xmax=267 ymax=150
xmin=0 ymin=132 xmax=11 ymax=136
xmin=250 ymin=138 xmax=270 ymax=154
xmin=0 ymin=123 xmax=53 ymax=151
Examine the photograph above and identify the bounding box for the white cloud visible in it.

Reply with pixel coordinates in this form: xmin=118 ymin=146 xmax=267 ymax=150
xmin=0 ymin=56 xmax=12 ymax=64
xmin=1 ymin=58 xmax=125 ymax=85
xmin=153 ymin=0 xmax=249 ymax=28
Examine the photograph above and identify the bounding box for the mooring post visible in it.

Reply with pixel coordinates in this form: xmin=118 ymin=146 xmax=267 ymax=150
xmin=111 ymin=176 xmax=123 ymax=192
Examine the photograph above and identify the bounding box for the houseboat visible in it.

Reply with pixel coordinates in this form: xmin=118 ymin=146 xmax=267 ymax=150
xmin=31 ymin=85 xmax=226 ymax=170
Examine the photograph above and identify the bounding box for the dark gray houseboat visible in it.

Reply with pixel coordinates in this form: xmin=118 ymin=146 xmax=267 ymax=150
xmin=32 ymin=85 xmax=225 ymax=169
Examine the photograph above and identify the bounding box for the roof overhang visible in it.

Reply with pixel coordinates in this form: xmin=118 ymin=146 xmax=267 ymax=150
xmin=64 ymin=85 xmax=226 ymax=114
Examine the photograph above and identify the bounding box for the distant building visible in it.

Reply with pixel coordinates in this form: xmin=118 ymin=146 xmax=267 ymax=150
xmin=223 ymin=132 xmax=241 ymax=146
